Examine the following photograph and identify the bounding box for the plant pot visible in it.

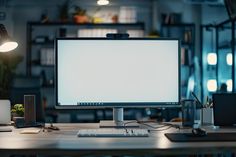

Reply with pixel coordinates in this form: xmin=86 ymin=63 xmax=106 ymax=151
xmin=73 ymin=15 xmax=88 ymax=23
xmin=12 ymin=117 xmax=25 ymax=128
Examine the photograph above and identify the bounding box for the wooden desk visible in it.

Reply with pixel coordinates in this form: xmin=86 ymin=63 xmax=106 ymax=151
xmin=0 ymin=123 xmax=236 ymax=156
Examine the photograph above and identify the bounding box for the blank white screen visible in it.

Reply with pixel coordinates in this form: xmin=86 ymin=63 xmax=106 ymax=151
xmin=57 ymin=39 xmax=179 ymax=105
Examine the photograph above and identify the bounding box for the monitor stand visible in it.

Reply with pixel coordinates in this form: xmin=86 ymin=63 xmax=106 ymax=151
xmin=99 ymin=107 xmax=140 ymax=128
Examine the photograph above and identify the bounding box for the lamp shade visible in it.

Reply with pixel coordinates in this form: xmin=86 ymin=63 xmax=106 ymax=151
xmin=0 ymin=24 xmax=18 ymax=52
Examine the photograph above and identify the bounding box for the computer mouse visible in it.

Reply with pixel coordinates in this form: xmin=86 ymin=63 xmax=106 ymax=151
xmin=192 ymin=128 xmax=207 ymax=137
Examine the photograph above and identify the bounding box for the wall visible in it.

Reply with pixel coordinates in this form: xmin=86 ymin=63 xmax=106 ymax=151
xmin=2 ymin=0 xmax=155 ymax=75
xmin=1 ymin=0 xmax=204 ymax=75
xmin=200 ymin=4 xmax=229 ymax=124
xmin=1 ymin=0 xmax=228 ymax=122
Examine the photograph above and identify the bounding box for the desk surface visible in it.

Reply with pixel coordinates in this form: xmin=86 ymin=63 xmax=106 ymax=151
xmin=1 ymin=123 xmax=236 ymax=156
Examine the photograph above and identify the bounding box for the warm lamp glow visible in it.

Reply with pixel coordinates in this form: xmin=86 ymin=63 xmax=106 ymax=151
xmin=97 ymin=0 xmax=109 ymax=5
xmin=0 ymin=24 xmax=18 ymax=52
xmin=226 ymin=79 xmax=233 ymax=92
xmin=207 ymin=53 xmax=217 ymax=65
xmin=207 ymin=79 xmax=217 ymax=92
xmin=226 ymin=53 xmax=232 ymax=66
xmin=0 ymin=41 xmax=18 ymax=52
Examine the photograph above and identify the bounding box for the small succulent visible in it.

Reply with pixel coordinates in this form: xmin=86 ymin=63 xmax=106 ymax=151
xmin=11 ymin=104 xmax=24 ymax=117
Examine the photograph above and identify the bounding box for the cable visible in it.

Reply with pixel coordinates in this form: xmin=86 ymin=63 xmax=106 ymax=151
xmin=124 ymin=120 xmax=180 ymax=131
xmin=123 ymin=120 xmax=138 ymax=126
xmin=149 ymin=126 xmax=173 ymax=131
xmin=137 ymin=120 xmax=180 ymax=129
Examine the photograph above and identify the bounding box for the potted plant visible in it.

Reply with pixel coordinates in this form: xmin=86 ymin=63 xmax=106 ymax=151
xmin=73 ymin=6 xmax=89 ymax=23
xmin=11 ymin=104 xmax=25 ymax=125
xmin=11 ymin=104 xmax=24 ymax=117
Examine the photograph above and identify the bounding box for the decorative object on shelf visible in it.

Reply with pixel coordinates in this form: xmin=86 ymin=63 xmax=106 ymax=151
xmin=40 ymin=48 xmax=54 ymax=65
xmin=181 ymin=47 xmax=192 ymax=65
xmin=11 ymin=104 xmax=24 ymax=117
xmin=78 ymin=28 xmax=117 ymax=37
xmin=126 ymin=30 xmax=144 ymax=38
xmin=119 ymin=6 xmax=137 ymax=23
xmin=184 ymin=30 xmax=192 ymax=44
xmin=161 ymin=13 xmax=182 ymax=25
xmin=34 ymin=36 xmax=49 ymax=43
xmin=59 ymin=28 xmax=67 ymax=37
xmin=112 ymin=15 xmax=118 ymax=23
xmin=40 ymin=10 xmax=49 ymax=23
xmin=58 ymin=0 xmax=69 ymax=22
xmin=73 ymin=6 xmax=89 ymax=23
xmin=147 ymin=30 xmax=160 ymax=38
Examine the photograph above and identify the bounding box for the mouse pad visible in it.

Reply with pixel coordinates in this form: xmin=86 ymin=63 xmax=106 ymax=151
xmin=165 ymin=133 xmax=236 ymax=142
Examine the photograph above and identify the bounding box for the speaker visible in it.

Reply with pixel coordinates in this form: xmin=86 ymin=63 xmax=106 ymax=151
xmin=24 ymin=95 xmax=36 ymax=125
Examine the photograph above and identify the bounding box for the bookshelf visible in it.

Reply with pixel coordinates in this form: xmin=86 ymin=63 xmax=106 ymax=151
xmin=161 ymin=23 xmax=195 ymax=99
xmin=201 ymin=19 xmax=236 ymax=101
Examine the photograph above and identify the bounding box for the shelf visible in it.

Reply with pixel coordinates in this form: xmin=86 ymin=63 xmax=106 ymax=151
xmin=31 ymin=41 xmax=54 ymax=46
xmin=28 ymin=22 xmax=145 ymax=30
xmin=217 ymin=41 xmax=236 ymax=50
xmin=181 ymin=42 xmax=194 ymax=47
xmin=31 ymin=62 xmax=54 ymax=67
xmin=28 ymin=21 xmax=144 ymax=26
xmin=40 ymin=65 xmax=54 ymax=67
xmin=42 ymin=84 xmax=54 ymax=88
xmin=161 ymin=23 xmax=195 ymax=27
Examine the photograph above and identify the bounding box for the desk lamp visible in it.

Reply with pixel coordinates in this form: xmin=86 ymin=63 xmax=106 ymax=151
xmin=0 ymin=24 xmax=17 ymax=130
xmin=0 ymin=24 xmax=18 ymax=52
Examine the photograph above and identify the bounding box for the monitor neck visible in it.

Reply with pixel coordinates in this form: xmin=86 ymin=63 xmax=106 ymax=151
xmin=113 ymin=107 xmax=123 ymax=122
xmin=99 ymin=107 xmax=139 ymax=128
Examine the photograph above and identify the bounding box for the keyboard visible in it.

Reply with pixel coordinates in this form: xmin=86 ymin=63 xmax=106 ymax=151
xmin=77 ymin=128 xmax=149 ymax=137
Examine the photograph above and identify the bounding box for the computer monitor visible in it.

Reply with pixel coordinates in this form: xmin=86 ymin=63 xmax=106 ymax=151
xmin=56 ymin=38 xmax=180 ymax=127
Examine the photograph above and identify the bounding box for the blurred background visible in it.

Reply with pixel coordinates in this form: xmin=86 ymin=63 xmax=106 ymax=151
xmin=0 ymin=0 xmax=233 ymax=123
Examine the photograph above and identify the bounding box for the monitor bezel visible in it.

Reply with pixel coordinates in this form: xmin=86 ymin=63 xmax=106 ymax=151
xmin=55 ymin=37 xmax=181 ymax=109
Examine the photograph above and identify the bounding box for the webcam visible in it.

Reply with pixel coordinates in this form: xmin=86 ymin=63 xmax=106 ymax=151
xmin=106 ymin=33 xmax=129 ymax=39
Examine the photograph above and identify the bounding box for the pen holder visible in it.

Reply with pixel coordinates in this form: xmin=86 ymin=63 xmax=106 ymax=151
xmin=181 ymin=99 xmax=197 ymax=127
